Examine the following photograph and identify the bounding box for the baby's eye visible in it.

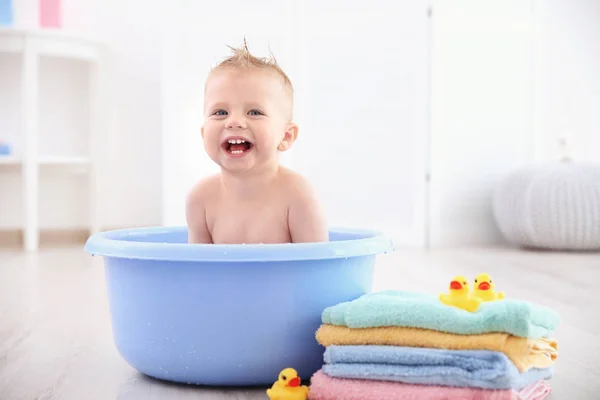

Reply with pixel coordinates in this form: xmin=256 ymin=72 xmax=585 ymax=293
xmin=248 ymin=109 xmax=264 ymax=116
xmin=212 ymin=110 xmax=227 ymax=116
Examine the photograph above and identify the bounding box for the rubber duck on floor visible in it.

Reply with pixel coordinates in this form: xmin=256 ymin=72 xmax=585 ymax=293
xmin=472 ymin=273 xmax=505 ymax=302
xmin=439 ymin=275 xmax=482 ymax=312
xmin=267 ymin=368 xmax=309 ymax=400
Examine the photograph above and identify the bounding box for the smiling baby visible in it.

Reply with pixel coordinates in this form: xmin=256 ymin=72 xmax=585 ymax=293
xmin=185 ymin=41 xmax=329 ymax=245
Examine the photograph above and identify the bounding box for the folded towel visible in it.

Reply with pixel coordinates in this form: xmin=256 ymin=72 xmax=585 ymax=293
xmin=321 ymin=345 xmax=553 ymax=390
xmin=517 ymin=379 xmax=553 ymax=400
xmin=309 ymin=370 xmax=552 ymax=400
xmin=322 ymin=290 xmax=560 ymax=338
xmin=316 ymin=324 xmax=558 ymax=372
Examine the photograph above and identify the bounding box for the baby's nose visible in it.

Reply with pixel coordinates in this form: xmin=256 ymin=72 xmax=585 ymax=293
xmin=226 ymin=117 xmax=246 ymax=129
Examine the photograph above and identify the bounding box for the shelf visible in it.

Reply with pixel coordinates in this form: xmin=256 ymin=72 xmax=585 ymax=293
xmin=0 ymin=155 xmax=90 ymax=166
xmin=0 ymin=155 xmax=20 ymax=165
xmin=0 ymin=27 xmax=101 ymax=62
xmin=39 ymin=155 xmax=90 ymax=166
xmin=0 ymin=27 xmax=101 ymax=251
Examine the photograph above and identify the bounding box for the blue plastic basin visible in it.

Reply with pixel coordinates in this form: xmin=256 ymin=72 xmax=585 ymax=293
xmin=84 ymin=226 xmax=394 ymax=386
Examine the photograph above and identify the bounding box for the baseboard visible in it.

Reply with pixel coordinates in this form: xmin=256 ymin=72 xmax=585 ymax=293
xmin=0 ymin=229 xmax=92 ymax=249
xmin=0 ymin=225 xmax=161 ymax=249
xmin=0 ymin=226 xmax=427 ymax=250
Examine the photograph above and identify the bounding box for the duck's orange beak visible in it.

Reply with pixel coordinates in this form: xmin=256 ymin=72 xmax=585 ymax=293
xmin=288 ymin=377 xmax=301 ymax=387
xmin=478 ymin=282 xmax=491 ymax=290
xmin=450 ymin=281 xmax=462 ymax=290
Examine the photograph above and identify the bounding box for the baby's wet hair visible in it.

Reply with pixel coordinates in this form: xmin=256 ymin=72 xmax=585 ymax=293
xmin=214 ymin=38 xmax=293 ymax=91
xmin=208 ymin=38 xmax=295 ymax=119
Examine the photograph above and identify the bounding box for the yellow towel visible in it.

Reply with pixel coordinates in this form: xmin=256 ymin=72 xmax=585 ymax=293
xmin=315 ymin=324 xmax=557 ymax=373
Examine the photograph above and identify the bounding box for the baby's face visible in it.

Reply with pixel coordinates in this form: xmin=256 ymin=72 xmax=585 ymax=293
xmin=202 ymin=68 xmax=296 ymax=174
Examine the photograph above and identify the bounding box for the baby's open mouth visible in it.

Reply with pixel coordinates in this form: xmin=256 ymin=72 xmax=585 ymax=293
xmin=223 ymin=138 xmax=254 ymax=155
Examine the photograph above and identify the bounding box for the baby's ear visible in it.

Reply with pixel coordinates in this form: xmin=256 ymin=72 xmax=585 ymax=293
xmin=277 ymin=123 xmax=299 ymax=152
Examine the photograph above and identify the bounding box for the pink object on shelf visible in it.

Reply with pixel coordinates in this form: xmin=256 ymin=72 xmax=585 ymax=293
xmin=39 ymin=0 xmax=61 ymax=28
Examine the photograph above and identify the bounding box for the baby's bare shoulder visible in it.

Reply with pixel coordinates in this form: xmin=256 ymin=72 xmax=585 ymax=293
xmin=278 ymin=167 xmax=316 ymax=197
xmin=278 ymin=167 xmax=328 ymax=243
xmin=187 ymin=174 xmax=221 ymax=204
xmin=186 ymin=174 xmax=220 ymax=244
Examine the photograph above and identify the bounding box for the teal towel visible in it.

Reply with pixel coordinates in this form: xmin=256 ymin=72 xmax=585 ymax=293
xmin=321 ymin=290 xmax=560 ymax=338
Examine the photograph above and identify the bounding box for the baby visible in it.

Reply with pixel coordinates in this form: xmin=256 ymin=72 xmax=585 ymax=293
xmin=186 ymin=42 xmax=329 ymax=245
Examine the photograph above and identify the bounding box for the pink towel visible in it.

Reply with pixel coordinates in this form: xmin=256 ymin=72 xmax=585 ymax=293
xmin=517 ymin=380 xmax=552 ymax=400
xmin=308 ymin=370 xmax=552 ymax=400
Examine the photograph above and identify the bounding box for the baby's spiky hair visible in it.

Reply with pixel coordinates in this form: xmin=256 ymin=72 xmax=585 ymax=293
xmin=206 ymin=39 xmax=295 ymax=121
xmin=212 ymin=38 xmax=294 ymax=94
xmin=204 ymin=39 xmax=296 ymax=121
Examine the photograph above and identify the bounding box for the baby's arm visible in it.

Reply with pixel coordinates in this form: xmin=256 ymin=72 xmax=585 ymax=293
xmin=185 ymin=180 xmax=213 ymax=244
xmin=287 ymin=175 xmax=329 ymax=243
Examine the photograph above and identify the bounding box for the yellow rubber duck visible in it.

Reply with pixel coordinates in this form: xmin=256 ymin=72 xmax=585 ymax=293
xmin=266 ymin=368 xmax=309 ymax=400
xmin=439 ymin=275 xmax=482 ymax=312
xmin=472 ymin=273 xmax=505 ymax=301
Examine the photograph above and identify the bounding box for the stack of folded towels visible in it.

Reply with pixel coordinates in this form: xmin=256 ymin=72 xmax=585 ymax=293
xmin=309 ymin=290 xmax=560 ymax=400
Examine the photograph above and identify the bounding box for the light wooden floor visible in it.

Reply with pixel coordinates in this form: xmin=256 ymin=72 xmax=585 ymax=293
xmin=0 ymin=245 xmax=598 ymax=399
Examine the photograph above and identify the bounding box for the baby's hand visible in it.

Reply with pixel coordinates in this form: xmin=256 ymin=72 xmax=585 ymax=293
xmin=286 ymin=175 xmax=329 ymax=243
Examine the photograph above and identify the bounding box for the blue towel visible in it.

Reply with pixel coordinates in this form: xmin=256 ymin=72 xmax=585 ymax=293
xmin=322 ymin=345 xmax=554 ymax=390
xmin=322 ymin=290 xmax=560 ymax=338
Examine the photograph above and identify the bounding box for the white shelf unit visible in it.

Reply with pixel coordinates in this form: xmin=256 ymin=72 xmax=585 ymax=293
xmin=0 ymin=28 xmax=101 ymax=251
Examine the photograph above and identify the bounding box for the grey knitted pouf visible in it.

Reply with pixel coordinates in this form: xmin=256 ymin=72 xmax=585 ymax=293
xmin=492 ymin=162 xmax=600 ymax=251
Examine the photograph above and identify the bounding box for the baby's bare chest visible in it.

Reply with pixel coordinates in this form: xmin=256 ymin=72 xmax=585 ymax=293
xmin=207 ymin=201 xmax=291 ymax=244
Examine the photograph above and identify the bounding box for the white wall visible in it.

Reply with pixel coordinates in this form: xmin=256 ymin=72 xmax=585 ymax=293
xmin=88 ymin=0 xmax=163 ymax=228
xmin=533 ymin=0 xmax=600 ymax=164
xmin=429 ymin=0 xmax=536 ymax=246
xmin=3 ymin=0 xmax=597 ymax=246
xmin=160 ymin=0 xmax=431 ymax=246
xmin=289 ymin=1 xmax=430 ymax=246
xmin=428 ymin=0 xmax=600 ymax=247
